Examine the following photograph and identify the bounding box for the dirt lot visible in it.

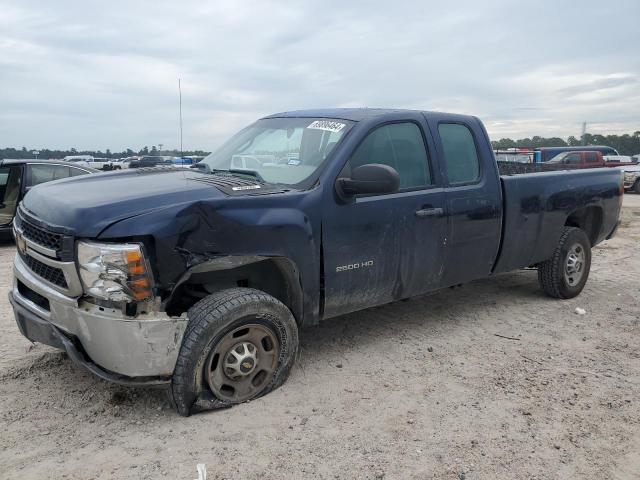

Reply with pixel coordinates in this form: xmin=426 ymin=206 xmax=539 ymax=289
xmin=1 ymin=196 xmax=639 ymax=480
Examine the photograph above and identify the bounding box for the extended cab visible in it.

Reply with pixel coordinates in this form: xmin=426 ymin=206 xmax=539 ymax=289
xmin=10 ymin=109 xmax=623 ymax=415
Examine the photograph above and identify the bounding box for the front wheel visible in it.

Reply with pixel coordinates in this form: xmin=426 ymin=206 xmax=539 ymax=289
xmin=634 ymin=180 xmax=640 ymax=195
xmin=171 ymin=288 xmax=298 ymax=416
xmin=537 ymin=226 xmax=591 ymax=299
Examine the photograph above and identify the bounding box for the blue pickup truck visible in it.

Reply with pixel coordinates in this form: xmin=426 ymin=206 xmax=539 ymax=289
xmin=10 ymin=109 xmax=623 ymax=415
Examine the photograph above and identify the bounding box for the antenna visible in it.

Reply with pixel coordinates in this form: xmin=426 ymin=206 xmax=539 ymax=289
xmin=178 ymin=78 xmax=183 ymax=157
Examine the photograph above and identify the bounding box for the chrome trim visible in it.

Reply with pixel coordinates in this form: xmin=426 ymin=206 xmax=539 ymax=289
xmin=14 ymin=254 xmax=78 ymax=307
xmin=13 ymin=225 xmax=58 ymax=258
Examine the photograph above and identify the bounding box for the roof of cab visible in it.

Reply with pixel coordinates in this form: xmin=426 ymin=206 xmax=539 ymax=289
xmin=264 ymin=108 xmax=476 ymax=123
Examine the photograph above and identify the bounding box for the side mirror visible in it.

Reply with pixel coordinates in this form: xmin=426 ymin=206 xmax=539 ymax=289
xmin=336 ymin=163 xmax=400 ymax=200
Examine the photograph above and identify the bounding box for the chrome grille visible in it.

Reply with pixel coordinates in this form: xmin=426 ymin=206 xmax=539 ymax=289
xmin=15 ymin=213 xmax=63 ymax=252
xmin=19 ymin=252 xmax=68 ymax=289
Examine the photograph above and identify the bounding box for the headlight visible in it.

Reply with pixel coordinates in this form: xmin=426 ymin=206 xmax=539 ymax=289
xmin=77 ymin=241 xmax=153 ymax=302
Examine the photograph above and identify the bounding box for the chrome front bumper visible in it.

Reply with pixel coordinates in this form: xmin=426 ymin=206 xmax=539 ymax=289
xmin=12 ymin=253 xmax=188 ymax=381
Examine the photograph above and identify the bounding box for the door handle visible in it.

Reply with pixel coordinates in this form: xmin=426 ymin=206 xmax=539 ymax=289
xmin=415 ymin=207 xmax=443 ymax=218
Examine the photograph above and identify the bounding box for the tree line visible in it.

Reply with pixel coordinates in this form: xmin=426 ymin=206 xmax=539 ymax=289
xmin=0 ymin=145 xmax=210 ymax=160
xmin=3 ymin=131 xmax=640 ymax=160
xmin=491 ymin=132 xmax=640 ymax=156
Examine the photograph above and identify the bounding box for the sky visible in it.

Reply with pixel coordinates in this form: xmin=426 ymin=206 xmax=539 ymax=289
xmin=1 ymin=0 xmax=639 ymax=152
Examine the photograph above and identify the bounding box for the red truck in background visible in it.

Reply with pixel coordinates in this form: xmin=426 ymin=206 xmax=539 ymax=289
xmin=546 ymin=151 xmax=638 ymax=169
xmin=546 ymin=151 xmax=605 ymax=168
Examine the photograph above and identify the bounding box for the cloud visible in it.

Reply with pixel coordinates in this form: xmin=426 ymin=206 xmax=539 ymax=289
xmin=0 ymin=0 xmax=638 ymax=151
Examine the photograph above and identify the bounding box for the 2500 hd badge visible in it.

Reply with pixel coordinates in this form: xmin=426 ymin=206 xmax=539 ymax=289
xmin=336 ymin=260 xmax=374 ymax=272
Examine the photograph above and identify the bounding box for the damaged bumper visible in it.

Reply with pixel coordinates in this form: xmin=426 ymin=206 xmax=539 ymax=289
xmin=11 ymin=253 xmax=188 ymax=385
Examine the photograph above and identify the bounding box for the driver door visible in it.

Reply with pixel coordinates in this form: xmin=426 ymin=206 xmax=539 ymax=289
xmin=321 ymin=119 xmax=447 ymax=319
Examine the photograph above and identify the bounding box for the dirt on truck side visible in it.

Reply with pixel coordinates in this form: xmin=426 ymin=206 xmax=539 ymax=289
xmin=1 ymin=194 xmax=639 ymax=479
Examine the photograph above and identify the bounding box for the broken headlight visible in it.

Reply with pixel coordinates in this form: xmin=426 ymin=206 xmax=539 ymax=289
xmin=77 ymin=241 xmax=153 ymax=302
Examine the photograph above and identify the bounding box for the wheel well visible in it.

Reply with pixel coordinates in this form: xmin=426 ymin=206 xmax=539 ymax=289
xmin=165 ymin=257 xmax=303 ymax=324
xmin=565 ymin=206 xmax=603 ymax=246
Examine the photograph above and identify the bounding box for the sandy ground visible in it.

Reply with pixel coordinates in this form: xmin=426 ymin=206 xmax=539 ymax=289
xmin=1 ymin=196 xmax=639 ymax=480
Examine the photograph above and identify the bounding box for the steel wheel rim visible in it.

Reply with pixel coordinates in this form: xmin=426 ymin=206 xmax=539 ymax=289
xmin=205 ymin=323 xmax=279 ymax=402
xmin=564 ymin=243 xmax=585 ymax=287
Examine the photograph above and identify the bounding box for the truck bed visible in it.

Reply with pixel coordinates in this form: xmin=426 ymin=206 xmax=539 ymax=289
xmin=493 ymin=168 xmax=623 ymax=274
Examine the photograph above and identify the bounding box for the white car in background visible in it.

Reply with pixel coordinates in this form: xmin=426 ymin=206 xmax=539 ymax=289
xmin=109 ymin=158 xmax=131 ymax=169
xmin=63 ymin=155 xmax=94 ymax=168
xmin=622 ymin=163 xmax=640 ymax=194
xmin=63 ymin=155 xmax=114 ymax=171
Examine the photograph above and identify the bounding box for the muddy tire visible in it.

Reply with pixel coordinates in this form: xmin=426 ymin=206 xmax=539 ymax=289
xmin=537 ymin=227 xmax=591 ymax=299
xmin=171 ymin=288 xmax=298 ymax=416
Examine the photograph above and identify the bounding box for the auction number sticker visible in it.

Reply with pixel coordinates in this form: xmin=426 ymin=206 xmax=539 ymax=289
xmin=307 ymin=120 xmax=346 ymax=133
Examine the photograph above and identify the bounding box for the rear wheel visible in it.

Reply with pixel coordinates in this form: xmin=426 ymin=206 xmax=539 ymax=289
xmin=171 ymin=288 xmax=298 ymax=416
xmin=634 ymin=180 xmax=640 ymax=194
xmin=537 ymin=226 xmax=591 ymax=299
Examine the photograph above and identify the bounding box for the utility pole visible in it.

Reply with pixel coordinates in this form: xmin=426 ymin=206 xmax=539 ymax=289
xmin=581 ymin=122 xmax=587 ymax=145
xmin=178 ymin=78 xmax=183 ymax=158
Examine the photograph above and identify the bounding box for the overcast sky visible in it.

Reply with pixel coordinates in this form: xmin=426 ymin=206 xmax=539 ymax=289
xmin=1 ymin=0 xmax=639 ymax=152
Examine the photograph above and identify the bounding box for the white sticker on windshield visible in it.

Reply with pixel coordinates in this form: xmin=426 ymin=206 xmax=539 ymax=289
xmin=307 ymin=120 xmax=346 ymax=133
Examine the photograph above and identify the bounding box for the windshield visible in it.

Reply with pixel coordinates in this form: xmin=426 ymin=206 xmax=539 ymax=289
xmin=200 ymin=117 xmax=353 ymax=185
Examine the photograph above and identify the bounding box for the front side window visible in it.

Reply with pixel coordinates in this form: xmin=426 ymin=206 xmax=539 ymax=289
xmin=347 ymin=122 xmax=431 ymax=189
xmin=201 ymin=117 xmax=354 ymax=185
xmin=564 ymin=153 xmax=582 ymax=164
xmin=438 ymin=123 xmax=480 ymax=184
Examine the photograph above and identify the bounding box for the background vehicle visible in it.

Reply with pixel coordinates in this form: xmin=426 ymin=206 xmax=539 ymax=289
xmin=0 ymin=159 xmax=95 ymax=236
xmin=494 ymin=149 xmax=534 ymax=163
xmin=108 ymin=158 xmax=129 ymax=170
xmin=91 ymin=158 xmax=113 ymax=170
xmin=622 ymin=164 xmax=640 ymax=193
xmin=63 ymin=155 xmax=94 ymax=168
xmin=63 ymin=155 xmax=116 ymax=171
xmin=171 ymin=157 xmax=197 ymax=168
xmin=10 ymin=109 xmax=623 ymax=416
xmin=546 ymin=150 xmax=605 ymax=168
xmin=535 ymin=145 xmax=619 ymax=162
xmin=128 ymin=155 xmax=173 ymax=168
xmin=603 ymin=155 xmax=638 ymax=168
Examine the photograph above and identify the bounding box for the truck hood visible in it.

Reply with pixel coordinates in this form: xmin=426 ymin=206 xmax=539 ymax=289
xmin=21 ymin=168 xmax=235 ymax=237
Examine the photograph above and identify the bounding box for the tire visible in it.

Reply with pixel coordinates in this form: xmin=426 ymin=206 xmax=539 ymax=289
xmin=171 ymin=288 xmax=298 ymax=416
xmin=634 ymin=180 xmax=640 ymax=195
xmin=537 ymin=226 xmax=591 ymax=299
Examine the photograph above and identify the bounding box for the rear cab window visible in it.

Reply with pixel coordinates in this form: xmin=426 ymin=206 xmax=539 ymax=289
xmin=586 ymin=152 xmax=599 ymax=163
xmin=438 ymin=123 xmax=480 ymax=185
